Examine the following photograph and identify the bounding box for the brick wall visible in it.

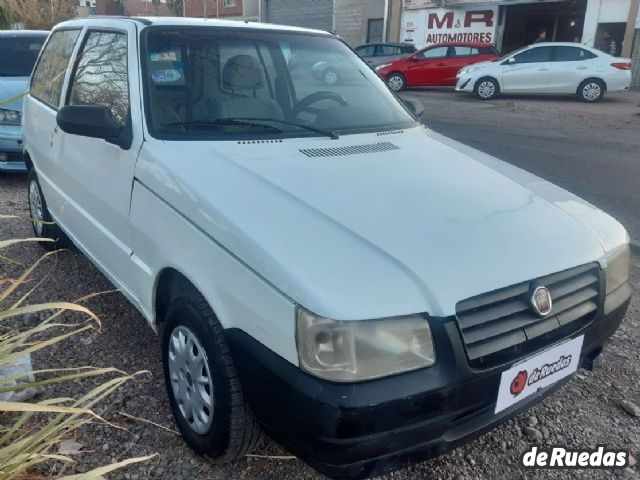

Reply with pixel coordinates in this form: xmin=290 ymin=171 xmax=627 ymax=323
xmin=96 ymin=0 xmax=243 ymax=18
xmin=632 ymin=30 xmax=640 ymax=90
xmin=334 ymin=0 xmax=385 ymax=46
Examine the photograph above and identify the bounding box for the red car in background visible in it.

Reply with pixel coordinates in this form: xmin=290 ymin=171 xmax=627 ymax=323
xmin=375 ymin=42 xmax=500 ymax=91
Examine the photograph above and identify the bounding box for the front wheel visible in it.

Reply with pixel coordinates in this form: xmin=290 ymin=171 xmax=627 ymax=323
xmin=578 ymin=79 xmax=605 ymax=103
xmin=27 ymin=169 xmax=67 ymax=250
xmin=387 ymin=73 xmax=405 ymax=92
xmin=474 ymin=77 xmax=499 ymax=100
xmin=162 ymin=288 xmax=261 ymax=461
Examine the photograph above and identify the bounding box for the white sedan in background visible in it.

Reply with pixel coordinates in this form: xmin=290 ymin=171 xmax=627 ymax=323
xmin=455 ymin=42 xmax=631 ymax=102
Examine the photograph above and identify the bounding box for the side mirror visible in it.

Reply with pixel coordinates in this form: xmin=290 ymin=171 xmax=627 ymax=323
xmin=403 ymin=97 xmax=424 ymax=119
xmin=57 ymin=105 xmax=122 ymax=142
xmin=505 ymin=57 xmax=516 ymax=65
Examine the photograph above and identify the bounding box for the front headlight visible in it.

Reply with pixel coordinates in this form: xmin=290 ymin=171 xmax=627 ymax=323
xmin=0 ymin=108 xmax=21 ymax=126
xmin=605 ymin=243 xmax=630 ymax=295
xmin=375 ymin=63 xmax=392 ymax=71
xmin=296 ymin=308 xmax=435 ymax=382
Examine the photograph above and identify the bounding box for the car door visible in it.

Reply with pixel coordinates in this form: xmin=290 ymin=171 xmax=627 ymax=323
xmin=53 ymin=24 xmax=144 ymax=296
xmin=404 ymin=45 xmax=450 ymax=86
xmin=501 ymin=46 xmax=553 ymax=93
xmin=547 ymin=46 xmax=597 ymax=93
xmin=446 ymin=46 xmax=482 ymax=86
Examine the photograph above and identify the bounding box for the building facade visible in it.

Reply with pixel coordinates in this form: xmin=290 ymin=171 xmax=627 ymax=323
xmin=95 ymin=0 xmax=243 ymax=19
xmin=401 ymin=0 xmax=639 ymax=59
xmin=243 ymin=0 xmax=404 ymax=47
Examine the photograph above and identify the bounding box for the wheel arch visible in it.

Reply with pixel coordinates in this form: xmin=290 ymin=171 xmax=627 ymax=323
xmin=154 ymin=267 xmax=208 ymax=326
xmin=577 ymin=76 xmax=607 ymax=95
xmin=23 ymin=151 xmax=34 ymax=172
xmin=474 ymin=75 xmax=501 ymax=93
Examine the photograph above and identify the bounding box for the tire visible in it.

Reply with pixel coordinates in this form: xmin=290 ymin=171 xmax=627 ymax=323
xmin=27 ymin=168 xmax=67 ymax=250
xmin=162 ymin=288 xmax=262 ymax=461
xmin=387 ymin=73 xmax=405 ymax=92
xmin=578 ymin=79 xmax=605 ymax=103
xmin=323 ymin=68 xmax=339 ymax=86
xmin=474 ymin=77 xmax=499 ymax=100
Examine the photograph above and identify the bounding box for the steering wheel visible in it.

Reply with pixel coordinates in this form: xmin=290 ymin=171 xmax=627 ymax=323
xmin=291 ymin=91 xmax=348 ymax=118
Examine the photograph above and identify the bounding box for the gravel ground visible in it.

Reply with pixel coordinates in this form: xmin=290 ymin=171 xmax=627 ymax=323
xmin=1 ymin=166 xmax=639 ymax=478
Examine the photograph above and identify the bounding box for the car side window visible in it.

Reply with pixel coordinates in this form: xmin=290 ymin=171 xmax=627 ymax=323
xmin=356 ymin=45 xmax=375 ymax=57
xmin=416 ymin=46 xmax=448 ymax=60
xmin=379 ymin=45 xmax=401 ymax=56
xmin=553 ymin=46 xmax=597 ymax=62
xmin=30 ymin=29 xmax=81 ymax=109
xmin=68 ymin=30 xmax=129 ymax=126
xmin=451 ymin=46 xmax=479 ymax=57
xmin=512 ymin=46 xmax=553 ymax=64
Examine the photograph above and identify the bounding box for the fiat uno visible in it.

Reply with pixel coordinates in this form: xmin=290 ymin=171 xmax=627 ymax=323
xmin=22 ymin=17 xmax=631 ymax=479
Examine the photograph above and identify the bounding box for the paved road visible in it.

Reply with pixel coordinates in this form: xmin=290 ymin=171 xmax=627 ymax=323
xmin=402 ymin=89 xmax=640 ymax=242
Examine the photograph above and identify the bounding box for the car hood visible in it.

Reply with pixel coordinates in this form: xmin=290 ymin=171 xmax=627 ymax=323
xmin=136 ymin=127 xmax=623 ymax=320
xmin=0 ymin=76 xmax=29 ymax=111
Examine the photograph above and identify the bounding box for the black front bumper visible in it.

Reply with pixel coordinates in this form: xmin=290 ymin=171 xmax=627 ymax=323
xmin=225 ymin=283 xmax=631 ymax=479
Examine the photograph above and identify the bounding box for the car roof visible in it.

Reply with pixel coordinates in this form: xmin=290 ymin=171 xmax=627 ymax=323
xmin=527 ymin=41 xmax=593 ymax=47
xmin=55 ymin=16 xmax=332 ymax=36
xmin=0 ymin=30 xmax=49 ymax=37
xmin=425 ymin=42 xmax=495 ymax=48
xmin=358 ymin=42 xmax=414 ymax=47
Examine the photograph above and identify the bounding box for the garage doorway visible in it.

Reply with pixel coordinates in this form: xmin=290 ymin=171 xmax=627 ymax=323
xmin=501 ymin=0 xmax=587 ymax=54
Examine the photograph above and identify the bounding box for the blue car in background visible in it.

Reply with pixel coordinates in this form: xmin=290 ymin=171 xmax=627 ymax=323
xmin=0 ymin=30 xmax=48 ymax=173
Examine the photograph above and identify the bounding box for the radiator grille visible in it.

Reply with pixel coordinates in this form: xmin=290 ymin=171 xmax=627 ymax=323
xmin=456 ymin=264 xmax=601 ymax=368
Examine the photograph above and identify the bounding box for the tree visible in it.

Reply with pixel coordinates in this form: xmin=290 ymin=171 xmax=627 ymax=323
xmin=0 ymin=0 xmax=77 ymax=29
xmin=165 ymin=0 xmax=184 ymax=16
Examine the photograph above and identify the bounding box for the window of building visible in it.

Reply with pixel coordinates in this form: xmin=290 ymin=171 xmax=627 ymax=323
xmin=68 ymin=31 xmax=130 ymax=126
xmin=224 ymin=0 xmax=236 ymax=7
xmin=31 ymin=29 xmax=81 ymax=109
xmin=367 ymin=19 xmax=384 ymax=43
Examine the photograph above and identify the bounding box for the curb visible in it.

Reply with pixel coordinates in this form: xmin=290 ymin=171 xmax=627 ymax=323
xmin=631 ymin=239 xmax=640 ymax=255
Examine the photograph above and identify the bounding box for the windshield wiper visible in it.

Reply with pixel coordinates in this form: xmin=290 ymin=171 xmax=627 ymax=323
xmin=227 ymin=117 xmax=339 ymax=140
xmin=160 ymin=118 xmax=283 ymax=132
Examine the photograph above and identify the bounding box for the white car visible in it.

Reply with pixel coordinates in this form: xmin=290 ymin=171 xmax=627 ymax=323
xmin=455 ymin=42 xmax=631 ymax=102
xmin=23 ymin=18 xmax=631 ymax=479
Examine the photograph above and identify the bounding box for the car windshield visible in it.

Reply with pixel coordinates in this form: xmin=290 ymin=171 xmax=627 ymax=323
xmin=0 ymin=35 xmax=46 ymax=77
xmin=143 ymin=27 xmax=417 ymax=139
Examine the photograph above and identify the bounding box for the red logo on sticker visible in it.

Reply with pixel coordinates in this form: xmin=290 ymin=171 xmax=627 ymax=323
xmin=510 ymin=370 xmax=528 ymax=397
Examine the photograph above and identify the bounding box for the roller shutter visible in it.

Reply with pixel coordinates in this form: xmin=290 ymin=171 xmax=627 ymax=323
xmin=266 ymin=0 xmax=333 ymax=32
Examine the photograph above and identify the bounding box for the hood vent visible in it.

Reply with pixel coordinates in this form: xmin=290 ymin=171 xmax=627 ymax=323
xmin=377 ymin=130 xmax=404 ymax=136
xmin=300 ymin=141 xmax=400 ymax=158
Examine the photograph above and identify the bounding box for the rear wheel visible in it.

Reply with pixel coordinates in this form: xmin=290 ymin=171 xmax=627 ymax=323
xmin=27 ymin=169 xmax=67 ymax=250
xmin=578 ymin=79 xmax=605 ymax=103
xmin=387 ymin=73 xmax=405 ymax=92
xmin=162 ymin=288 xmax=262 ymax=461
xmin=474 ymin=77 xmax=499 ymax=100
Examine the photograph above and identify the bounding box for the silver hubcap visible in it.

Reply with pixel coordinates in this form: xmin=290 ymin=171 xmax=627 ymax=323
xmin=388 ymin=75 xmax=403 ymax=91
xmin=29 ymin=180 xmax=44 ymax=236
xmin=583 ymin=83 xmax=601 ymax=101
xmin=324 ymin=71 xmax=338 ymax=85
xmin=168 ymin=326 xmax=214 ymax=434
xmin=478 ymin=81 xmax=496 ymax=98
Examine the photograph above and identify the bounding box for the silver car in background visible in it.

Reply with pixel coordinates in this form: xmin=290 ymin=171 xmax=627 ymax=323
xmin=0 ymin=30 xmax=48 ymax=173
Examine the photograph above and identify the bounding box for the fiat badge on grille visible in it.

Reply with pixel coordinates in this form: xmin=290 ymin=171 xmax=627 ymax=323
xmin=531 ymin=286 xmax=552 ymax=317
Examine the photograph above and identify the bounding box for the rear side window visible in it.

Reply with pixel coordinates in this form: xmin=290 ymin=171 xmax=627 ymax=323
xmin=451 ymin=46 xmax=480 ymax=57
xmin=401 ymin=45 xmax=417 ymax=54
xmin=68 ymin=30 xmax=129 ymax=126
xmin=356 ymin=45 xmax=375 ymax=57
xmin=31 ymin=29 xmax=81 ymax=109
xmin=553 ymin=46 xmax=598 ymax=62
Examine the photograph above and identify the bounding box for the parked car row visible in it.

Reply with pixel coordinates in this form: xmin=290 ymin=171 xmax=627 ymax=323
xmin=371 ymin=41 xmax=631 ymax=103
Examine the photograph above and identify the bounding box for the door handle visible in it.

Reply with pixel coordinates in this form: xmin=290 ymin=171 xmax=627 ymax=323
xmin=537 ymin=67 xmax=549 ymax=71
xmin=576 ymin=66 xmax=589 ymax=70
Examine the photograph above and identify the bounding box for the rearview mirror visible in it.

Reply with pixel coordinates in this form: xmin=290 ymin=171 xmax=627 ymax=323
xmin=57 ymin=105 xmax=124 ymax=144
xmin=403 ymin=97 xmax=424 ymax=119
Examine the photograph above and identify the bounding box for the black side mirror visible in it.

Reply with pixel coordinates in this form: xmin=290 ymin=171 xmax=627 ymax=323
xmin=57 ymin=105 xmax=125 ymax=145
xmin=403 ymin=97 xmax=424 ymax=119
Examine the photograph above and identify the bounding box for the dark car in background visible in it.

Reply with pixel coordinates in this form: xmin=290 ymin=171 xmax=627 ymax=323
xmin=354 ymin=42 xmax=417 ymax=67
xmin=375 ymin=42 xmax=500 ymax=91
xmin=0 ymin=30 xmax=48 ymax=173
